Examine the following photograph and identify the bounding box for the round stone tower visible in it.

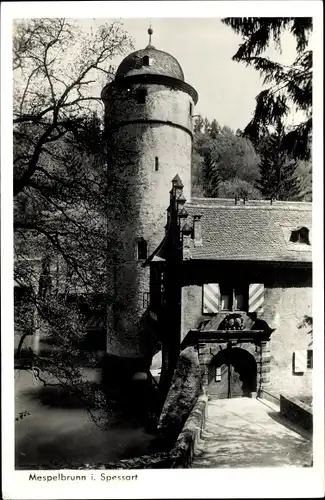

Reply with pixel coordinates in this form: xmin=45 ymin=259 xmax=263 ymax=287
xmin=101 ymin=30 xmax=198 ymax=372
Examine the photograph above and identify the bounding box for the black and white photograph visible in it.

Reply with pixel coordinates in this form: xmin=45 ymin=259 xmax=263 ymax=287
xmin=1 ymin=1 xmax=324 ymax=499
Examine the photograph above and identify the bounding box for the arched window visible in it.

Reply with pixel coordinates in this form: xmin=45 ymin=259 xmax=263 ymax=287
xmin=142 ymin=55 xmax=150 ymax=66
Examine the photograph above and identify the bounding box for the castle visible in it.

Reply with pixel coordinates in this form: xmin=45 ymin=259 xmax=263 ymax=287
xmin=101 ymin=30 xmax=312 ymax=400
xmin=14 ymin=30 xmax=313 ymax=403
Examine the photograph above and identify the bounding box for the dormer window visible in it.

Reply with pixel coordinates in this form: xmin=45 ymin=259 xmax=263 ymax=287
xmin=290 ymin=227 xmax=310 ymax=245
xmin=142 ymin=55 xmax=150 ymax=66
xmin=136 ymin=88 xmax=147 ymax=104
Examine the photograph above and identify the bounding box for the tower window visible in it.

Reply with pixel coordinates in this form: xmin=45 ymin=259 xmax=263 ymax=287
xmin=307 ymin=349 xmax=313 ymax=369
xmin=143 ymin=292 xmax=150 ymax=308
xmin=142 ymin=55 xmax=150 ymax=66
xmin=136 ymin=88 xmax=147 ymax=104
xmin=189 ymin=102 xmax=193 ymax=116
xmin=136 ymin=239 xmax=147 ymax=260
xmin=155 ymin=156 xmax=159 ymax=171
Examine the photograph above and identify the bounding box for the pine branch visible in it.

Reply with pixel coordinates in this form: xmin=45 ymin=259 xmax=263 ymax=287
xmin=222 ymin=17 xmax=313 ymax=160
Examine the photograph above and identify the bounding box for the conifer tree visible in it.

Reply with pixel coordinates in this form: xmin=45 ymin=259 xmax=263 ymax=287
xmin=209 ymin=119 xmax=221 ymax=139
xmin=203 ymin=151 xmax=221 ymax=197
xmin=256 ymin=134 xmax=301 ymax=200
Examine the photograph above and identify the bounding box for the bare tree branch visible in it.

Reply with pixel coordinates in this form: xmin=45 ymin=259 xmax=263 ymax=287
xmin=13 ymin=19 xmax=131 ymax=194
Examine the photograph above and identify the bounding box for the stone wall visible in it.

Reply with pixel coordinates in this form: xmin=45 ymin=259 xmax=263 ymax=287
xmin=169 ymin=393 xmax=208 ymax=468
xmin=266 ymin=286 xmax=312 ymax=398
xmin=157 ymin=346 xmax=201 ymax=445
xmin=280 ymin=394 xmax=313 ymax=431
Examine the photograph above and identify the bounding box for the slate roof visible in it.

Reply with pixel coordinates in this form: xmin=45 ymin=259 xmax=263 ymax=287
xmin=116 ymin=46 xmax=185 ymax=81
xmin=185 ymin=198 xmax=312 ymax=263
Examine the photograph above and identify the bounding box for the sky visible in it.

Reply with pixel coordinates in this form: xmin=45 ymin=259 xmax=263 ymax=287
xmin=83 ymin=17 xmax=308 ymax=132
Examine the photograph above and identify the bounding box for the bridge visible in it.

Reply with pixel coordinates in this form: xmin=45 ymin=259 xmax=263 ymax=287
xmin=192 ymin=397 xmax=312 ymax=468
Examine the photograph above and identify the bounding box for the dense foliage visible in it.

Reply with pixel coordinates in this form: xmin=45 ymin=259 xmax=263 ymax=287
xmin=191 ymin=116 xmax=261 ymax=199
xmin=191 ymin=115 xmax=312 ymax=201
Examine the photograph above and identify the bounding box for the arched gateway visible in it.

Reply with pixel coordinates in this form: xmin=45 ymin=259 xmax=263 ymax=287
xmin=187 ymin=320 xmax=275 ymax=401
xmin=208 ymin=346 xmax=257 ymax=399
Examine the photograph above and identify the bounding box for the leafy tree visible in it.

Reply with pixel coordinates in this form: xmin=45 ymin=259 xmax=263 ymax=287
xmin=298 ymin=315 xmax=313 ymax=346
xmin=193 ymin=114 xmax=205 ymax=134
xmin=222 ymin=17 xmax=312 ymax=160
xmin=191 ymin=118 xmax=260 ymax=197
xmin=256 ymin=133 xmax=301 ymax=200
xmin=218 ymin=177 xmax=263 ymax=200
xmin=14 ymin=115 xmax=112 ymax=426
xmin=13 ymin=18 xmax=133 ymax=427
xmin=13 ymin=18 xmax=132 ymax=196
xmin=213 ymin=126 xmax=260 ymax=183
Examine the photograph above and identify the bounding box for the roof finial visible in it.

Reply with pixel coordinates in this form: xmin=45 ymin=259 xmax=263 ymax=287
xmin=148 ymin=23 xmax=153 ymax=46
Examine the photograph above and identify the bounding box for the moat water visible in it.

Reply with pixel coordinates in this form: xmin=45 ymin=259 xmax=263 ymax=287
xmin=15 ymin=369 xmax=160 ymax=469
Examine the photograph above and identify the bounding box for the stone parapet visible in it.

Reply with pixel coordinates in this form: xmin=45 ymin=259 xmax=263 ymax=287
xmin=280 ymin=394 xmax=313 ymax=432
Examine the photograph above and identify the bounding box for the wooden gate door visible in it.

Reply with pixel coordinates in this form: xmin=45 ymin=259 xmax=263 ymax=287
xmin=208 ymin=362 xmax=243 ymax=399
xmin=208 ymin=347 xmax=257 ymax=399
xmin=229 ymin=364 xmax=243 ymax=398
